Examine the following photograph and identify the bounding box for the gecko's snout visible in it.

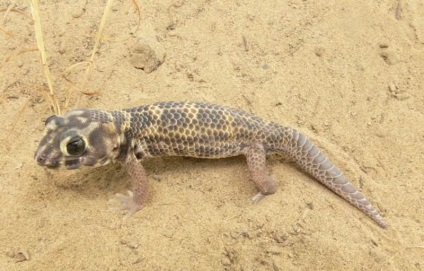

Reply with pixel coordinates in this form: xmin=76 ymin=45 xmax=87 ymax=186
xmin=34 ymin=152 xmax=60 ymax=168
xmin=35 ymin=152 xmax=44 ymax=164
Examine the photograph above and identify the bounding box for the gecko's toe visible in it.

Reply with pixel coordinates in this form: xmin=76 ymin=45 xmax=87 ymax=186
xmin=108 ymin=190 xmax=143 ymax=219
xmin=251 ymin=192 xmax=265 ymax=203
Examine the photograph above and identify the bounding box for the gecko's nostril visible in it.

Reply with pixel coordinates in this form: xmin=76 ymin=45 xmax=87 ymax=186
xmin=36 ymin=154 xmax=45 ymax=164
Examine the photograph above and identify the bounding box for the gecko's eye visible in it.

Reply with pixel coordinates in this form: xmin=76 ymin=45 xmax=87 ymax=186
xmin=66 ymin=137 xmax=86 ymax=156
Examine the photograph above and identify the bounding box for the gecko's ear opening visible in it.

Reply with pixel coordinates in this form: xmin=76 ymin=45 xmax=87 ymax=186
xmin=45 ymin=115 xmax=68 ymax=131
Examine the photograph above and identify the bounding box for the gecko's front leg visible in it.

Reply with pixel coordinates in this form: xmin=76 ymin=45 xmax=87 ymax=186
xmin=110 ymin=155 xmax=148 ymax=219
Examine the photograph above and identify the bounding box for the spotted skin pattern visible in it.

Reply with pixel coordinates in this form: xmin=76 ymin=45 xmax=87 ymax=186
xmin=35 ymin=101 xmax=386 ymax=228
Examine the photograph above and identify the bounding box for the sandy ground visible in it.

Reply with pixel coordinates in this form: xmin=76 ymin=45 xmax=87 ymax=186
xmin=1 ymin=0 xmax=423 ymax=270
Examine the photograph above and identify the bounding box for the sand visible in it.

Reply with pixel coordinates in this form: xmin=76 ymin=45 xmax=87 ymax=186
xmin=0 ymin=0 xmax=423 ymax=270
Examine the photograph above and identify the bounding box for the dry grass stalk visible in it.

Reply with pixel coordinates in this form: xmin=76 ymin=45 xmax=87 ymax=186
xmin=0 ymin=47 xmax=38 ymax=69
xmin=29 ymin=0 xmax=61 ymax=114
xmin=73 ymin=0 xmax=115 ymax=107
xmin=1 ymin=6 xmax=37 ymax=65
xmin=1 ymin=0 xmax=142 ymax=112
xmin=1 ymin=6 xmax=33 ymax=38
xmin=66 ymin=0 xmax=141 ymax=107
xmin=0 ymin=26 xmax=18 ymax=36
xmin=130 ymin=0 xmax=142 ymax=33
xmin=1 ymin=7 xmax=34 ymax=21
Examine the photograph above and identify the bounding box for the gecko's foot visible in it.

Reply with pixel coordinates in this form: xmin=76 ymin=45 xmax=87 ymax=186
xmin=251 ymin=192 xmax=266 ymax=203
xmin=108 ymin=190 xmax=143 ymax=220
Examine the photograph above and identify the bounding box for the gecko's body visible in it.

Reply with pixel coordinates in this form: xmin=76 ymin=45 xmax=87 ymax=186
xmin=35 ymin=101 xmax=386 ymax=228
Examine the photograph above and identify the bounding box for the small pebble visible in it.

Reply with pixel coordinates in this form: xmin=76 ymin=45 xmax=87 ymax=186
xmin=388 ymin=81 xmax=397 ymax=93
xmin=130 ymin=37 xmax=166 ymax=73
xmin=379 ymin=50 xmax=399 ymax=65
xmin=267 ymin=246 xmax=282 ymax=255
xmin=72 ymin=8 xmax=85 ymax=18
xmin=59 ymin=41 xmax=66 ymax=54
xmin=16 ymin=59 xmax=23 ymax=68
xmin=314 ymin=47 xmax=325 ymax=57
xmin=221 ymin=257 xmax=231 ymax=266
xmin=15 ymin=250 xmax=30 ymax=262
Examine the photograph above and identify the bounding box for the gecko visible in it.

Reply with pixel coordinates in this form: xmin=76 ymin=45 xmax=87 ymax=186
xmin=34 ymin=101 xmax=387 ymax=228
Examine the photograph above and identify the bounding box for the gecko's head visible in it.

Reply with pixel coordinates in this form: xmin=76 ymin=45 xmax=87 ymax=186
xmin=35 ymin=109 xmax=120 ymax=169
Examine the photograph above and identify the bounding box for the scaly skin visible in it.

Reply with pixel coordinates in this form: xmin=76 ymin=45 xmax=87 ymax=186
xmin=34 ymin=101 xmax=386 ymax=228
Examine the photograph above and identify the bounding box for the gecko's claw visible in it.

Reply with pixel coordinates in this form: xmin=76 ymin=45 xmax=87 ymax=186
xmin=108 ymin=190 xmax=143 ymax=219
xmin=251 ymin=192 xmax=265 ymax=203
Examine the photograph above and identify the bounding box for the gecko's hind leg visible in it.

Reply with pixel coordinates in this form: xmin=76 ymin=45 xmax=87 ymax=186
xmin=244 ymin=143 xmax=277 ymax=203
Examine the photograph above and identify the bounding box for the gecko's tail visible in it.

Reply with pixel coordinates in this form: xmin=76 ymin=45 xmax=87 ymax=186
xmin=281 ymin=127 xmax=387 ymax=228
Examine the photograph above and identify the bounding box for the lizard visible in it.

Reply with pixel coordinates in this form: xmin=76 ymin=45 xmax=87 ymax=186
xmin=34 ymin=101 xmax=387 ymax=228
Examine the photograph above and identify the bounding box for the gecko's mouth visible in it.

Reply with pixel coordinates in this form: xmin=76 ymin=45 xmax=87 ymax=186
xmin=65 ymin=164 xmax=80 ymax=170
xmin=34 ymin=154 xmax=60 ymax=168
xmin=62 ymin=156 xmax=83 ymax=170
xmin=37 ymin=161 xmax=60 ymax=168
xmin=45 ymin=163 xmax=60 ymax=169
xmin=34 ymin=152 xmax=73 ymax=169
